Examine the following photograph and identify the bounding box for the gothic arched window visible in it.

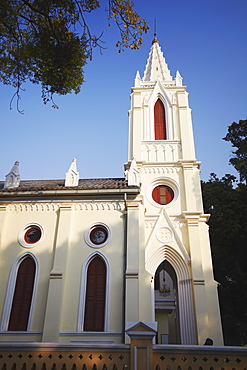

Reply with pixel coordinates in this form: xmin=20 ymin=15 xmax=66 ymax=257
xmin=8 ymin=256 xmax=36 ymax=331
xmin=84 ymin=256 xmax=106 ymax=331
xmin=154 ymin=99 xmax=167 ymax=140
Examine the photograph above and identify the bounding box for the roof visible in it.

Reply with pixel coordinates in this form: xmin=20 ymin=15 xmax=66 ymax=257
xmin=0 ymin=178 xmax=139 ymax=193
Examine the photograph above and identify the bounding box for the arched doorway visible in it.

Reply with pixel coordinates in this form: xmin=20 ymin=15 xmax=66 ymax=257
xmin=154 ymin=260 xmax=180 ymax=344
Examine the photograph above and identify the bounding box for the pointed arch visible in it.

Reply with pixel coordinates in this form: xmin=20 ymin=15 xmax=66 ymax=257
xmin=154 ymin=260 xmax=180 ymax=344
xmin=145 ymin=81 xmax=173 ymax=142
xmin=154 ymin=99 xmax=167 ymax=140
xmin=78 ymin=252 xmax=109 ymax=332
xmin=0 ymin=253 xmax=39 ymax=331
xmin=84 ymin=255 xmax=106 ymax=331
xmin=146 ymin=245 xmax=197 ymax=344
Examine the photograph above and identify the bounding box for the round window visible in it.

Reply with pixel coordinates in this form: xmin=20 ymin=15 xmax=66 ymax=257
xmin=152 ymin=185 xmax=174 ymax=205
xmin=24 ymin=227 xmax=42 ymax=244
xmin=18 ymin=223 xmax=44 ymax=248
xmin=89 ymin=226 xmax=108 ymax=245
xmin=85 ymin=223 xmax=111 ymax=248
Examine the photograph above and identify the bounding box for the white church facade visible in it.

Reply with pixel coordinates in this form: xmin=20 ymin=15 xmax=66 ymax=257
xmin=0 ymin=38 xmax=223 ymax=348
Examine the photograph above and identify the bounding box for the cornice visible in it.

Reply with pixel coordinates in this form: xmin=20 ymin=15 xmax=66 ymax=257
xmin=5 ymin=201 xmax=128 ymax=212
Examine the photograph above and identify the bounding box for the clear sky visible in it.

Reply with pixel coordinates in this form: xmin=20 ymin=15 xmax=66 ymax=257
xmin=0 ymin=0 xmax=246 ymax=182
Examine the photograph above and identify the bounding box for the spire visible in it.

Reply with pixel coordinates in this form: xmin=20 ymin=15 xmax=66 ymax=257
xmin=4 ymin=161 xmax=20 ymax=189
xmin=143 ymin=39 xmax=172 ymax=82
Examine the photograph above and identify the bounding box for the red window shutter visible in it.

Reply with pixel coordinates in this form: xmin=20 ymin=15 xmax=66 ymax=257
xmin=84 ymin=256 xmax=106 ymax=331
xmin=154 ymin=99 xmax=166 ymax=140
xmin=152 ymin=185 xmax=174 ymax=205
xmin=8 ymin=257 xmax=35 ymax=331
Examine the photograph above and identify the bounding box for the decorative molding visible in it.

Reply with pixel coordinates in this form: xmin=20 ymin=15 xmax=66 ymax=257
xmin=173 ymin=220 xmax=186 ymax=229
xmin=50 ymin=271 xmax=63 ymax=279
xmin=183 ymin=212 xmax=202 ymax=227
xmin=73 ymin=202 xmax=124 ymax=211
xmin=145 ymin=221 xmax=155 ymax=229
xmin=141 ymin=167 xmax=180 ymax=174
xmin=9 ymin=203 xmax=59 ymax=212
xmin=156 ymin=226 xmax=174 ymax=243
xmin=193 ymin=278 xmax=205 ymax=286
xmin=126 ymin=270 xmax=139 ymax=279
xmin=141 ymin=142 xmax=182 ymax=163
xmin=7 ymin=202 xmax=124 ymax=212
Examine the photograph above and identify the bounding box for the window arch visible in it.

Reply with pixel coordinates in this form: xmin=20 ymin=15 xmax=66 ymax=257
xmin=84 ymin=255 xmax=106 ymax=331
xmin=154 ymin=99 xmax=167 ymax=140
xmin=0 ymin=253 xmax=38 ymax=332
xmin=8 ymin=256 xmax=36 ymax=331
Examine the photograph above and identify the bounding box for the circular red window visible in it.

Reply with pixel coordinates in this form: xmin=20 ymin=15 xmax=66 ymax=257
xmin=24 ymin=227 xmax=42 ymax=244
xmin=152 ymin=185 xmax=174 ymax=205
xmin=89 ymin=226 xmax=108 ymax=245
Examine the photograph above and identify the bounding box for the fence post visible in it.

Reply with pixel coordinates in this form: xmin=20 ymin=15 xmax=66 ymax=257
xmin=126 ymin=321 xmax=157 ymax=370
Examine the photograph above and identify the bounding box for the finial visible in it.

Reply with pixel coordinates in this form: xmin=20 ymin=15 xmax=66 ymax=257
xmin=152 ymin=19 xmax=159 ymax=44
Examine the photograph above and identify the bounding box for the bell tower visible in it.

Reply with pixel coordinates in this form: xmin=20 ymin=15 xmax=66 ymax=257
xmin=125 ymin=38 xmax=223 ymax=345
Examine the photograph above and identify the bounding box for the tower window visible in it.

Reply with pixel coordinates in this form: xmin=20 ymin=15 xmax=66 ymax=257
xmin=154 ymin=99 xmax=166 ymax=140
xmin=152 ymin=185 xmax=174 ymax=205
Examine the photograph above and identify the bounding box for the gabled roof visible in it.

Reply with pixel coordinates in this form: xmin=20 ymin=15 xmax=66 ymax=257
xmin=0 ymin=178 xmax=139 ymax=193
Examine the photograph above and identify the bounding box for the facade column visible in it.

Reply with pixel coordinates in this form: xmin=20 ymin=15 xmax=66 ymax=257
xmin=129 ymin=91 xmax=142 ymax=161
xmin=177 ymin=92 xmax=195 ymax=160
xmin=183 ymin=212 xmax=210 ymax=345
xmin=199 ymin=217 xmax=224 ymax=345
xmin=178 ymin=278 xmax=197 ymax=344
xmin=0 ymin=206 xmax=8 ymax=317
xmin=125 ymin=202 xmax=140 ymax=328
xmin=42 ymin=204 xmax=72 ymax=342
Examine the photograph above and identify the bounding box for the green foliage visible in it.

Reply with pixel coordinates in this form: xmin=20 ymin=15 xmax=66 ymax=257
xmin=0 ymin=0 xmax=148 ymax=110
xmin=223 ymin=119 xmax=247 ymax=183
xmin=202 ymin=174 xmax=247 ymax=345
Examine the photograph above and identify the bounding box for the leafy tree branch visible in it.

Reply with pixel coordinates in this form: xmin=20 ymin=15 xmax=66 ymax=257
xmin=0 ymin=0 xmax=148 ymax=110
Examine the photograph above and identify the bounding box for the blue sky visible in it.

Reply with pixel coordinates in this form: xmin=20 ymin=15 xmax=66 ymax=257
xmin=0 ymin=0 xmax=246 ymax=182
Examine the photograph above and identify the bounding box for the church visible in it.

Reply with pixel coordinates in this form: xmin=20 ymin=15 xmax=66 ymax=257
xmin=0 ymin=37 xmax=224 ymax=352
